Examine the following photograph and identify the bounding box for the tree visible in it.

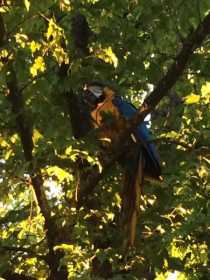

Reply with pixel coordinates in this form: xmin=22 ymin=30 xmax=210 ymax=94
xmin=0 ymin=0 xmax=210 ymax=279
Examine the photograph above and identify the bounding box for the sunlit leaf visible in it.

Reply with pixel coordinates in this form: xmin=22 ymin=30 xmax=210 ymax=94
xmin=32 ymin=129 xmax=43 ymax=143
xmin=53 ymin=46 xmax=69 ymax=65
xmin=30 ymin=56 xmax=46 ymax=77
xmin=30 ymin=41 xmax=41 ymax=53
xmin=54 ymin=243 xmax=74 ymax=252
xmin=45 ymin=166 xmax=73 ymax=182
xmin=24 ymin=0 xmax=30 ymax=11
xmin=59 ymin=0 xmax=72 ymax=11
xmin=201 ymin=81 xmax=210 ymax=103
xmin=184 ymin=93 xmax=200 ymax=104
xmin=15 ymin=33 xmax=29 ymax=48
xmin=93 ymin=46 xmax=118 ymax=68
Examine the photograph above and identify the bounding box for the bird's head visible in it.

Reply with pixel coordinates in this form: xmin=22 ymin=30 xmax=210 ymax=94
xmin=82 ymin=81 xmax=116 ymax=108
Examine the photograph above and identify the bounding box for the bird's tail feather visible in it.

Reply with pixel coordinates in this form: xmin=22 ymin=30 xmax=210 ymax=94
xmin=120 ymin=151 xmax=144 ymax=248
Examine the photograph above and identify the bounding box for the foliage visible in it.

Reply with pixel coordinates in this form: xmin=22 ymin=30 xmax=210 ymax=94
xmin=0 ymin=0 xmax=210 ymax=279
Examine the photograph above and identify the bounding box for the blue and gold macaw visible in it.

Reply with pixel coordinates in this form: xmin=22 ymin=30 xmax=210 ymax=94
xmin=81 ymin=81 xmax=161 ymax=246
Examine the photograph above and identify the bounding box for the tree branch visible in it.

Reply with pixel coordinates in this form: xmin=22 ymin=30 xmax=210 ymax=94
xmin=145 ymin=11 xmax=210 ymax=109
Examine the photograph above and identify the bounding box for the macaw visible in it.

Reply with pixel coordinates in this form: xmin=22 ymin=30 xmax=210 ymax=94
xmin=80 ymin=81 xmax=162 ymax=247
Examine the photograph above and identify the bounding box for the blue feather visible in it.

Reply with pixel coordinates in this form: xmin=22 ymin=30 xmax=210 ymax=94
xmin=113 ymin=96 xmax=161 ymax=179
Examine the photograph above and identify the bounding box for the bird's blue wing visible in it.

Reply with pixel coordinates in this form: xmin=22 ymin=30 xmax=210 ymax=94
xmin=113 ymin=96 xmax=161 ymax=179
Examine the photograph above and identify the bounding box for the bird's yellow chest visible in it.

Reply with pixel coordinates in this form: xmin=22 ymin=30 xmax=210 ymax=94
xmin=90 ymin=88 xmax=125 ymax=145
xmin=91 ymin=98 xmax=120 ymax=126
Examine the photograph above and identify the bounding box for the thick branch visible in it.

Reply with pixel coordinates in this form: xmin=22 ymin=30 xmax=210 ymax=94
xmin=120 ymin=13 xmax=210 ymax=137
xmin=6 ymin=65 xmax=50 ymax=219
xmin=113 ymin=11 xmax=210 ymax=144
xmin=145 ymin=11 xmax=210 ymax=109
